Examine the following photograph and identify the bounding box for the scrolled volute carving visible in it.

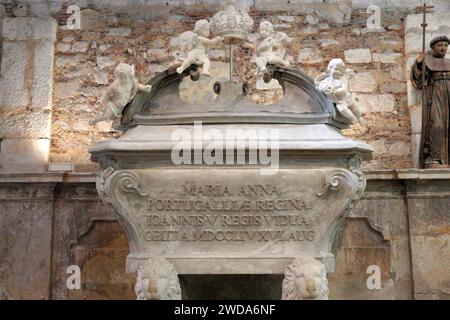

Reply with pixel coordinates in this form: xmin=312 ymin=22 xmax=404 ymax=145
xmin=317 ymin=169 xmax=355 ymax=197
xmin=96 ymin=169 xmax=147 ymax=252
xmin=113 ymin=171 xmax=149 ymax=197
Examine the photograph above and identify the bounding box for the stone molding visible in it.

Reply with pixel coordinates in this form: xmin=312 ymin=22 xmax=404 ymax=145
xmin=2 ymin=169 xmax=450 ymax=183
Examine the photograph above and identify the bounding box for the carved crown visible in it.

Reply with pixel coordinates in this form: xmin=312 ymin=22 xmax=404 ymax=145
xmin=210 ymin=5 xmax=254 ymax=43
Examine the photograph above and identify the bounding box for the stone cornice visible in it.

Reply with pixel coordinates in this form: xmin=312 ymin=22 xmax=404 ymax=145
xmin=2 ymin=169 xmax=450 ymax=183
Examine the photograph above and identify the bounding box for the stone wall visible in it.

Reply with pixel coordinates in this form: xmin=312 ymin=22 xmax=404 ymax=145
xmin=0 ymin=178 xmax=55 ymax=299
xmin=3 ymin=1 xmax=450 ymax=172
xmin=1 ymin=171 xmax=449 ymax=299
xmin=0 ymin=16 xmax=57 ymax=172
xmin=45 ymin=4 xmax=415 ymax=171
xmin=4 ymin=0 xmax=450 ymax=17
xmin=1 ymin=0 xmax=450 ymax=173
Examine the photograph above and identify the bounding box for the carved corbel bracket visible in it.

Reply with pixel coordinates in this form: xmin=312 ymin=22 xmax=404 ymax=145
xmin=96 ymin=169 xmax=148 ymax=252
xmin=317 ymin=156 xmax=368 ymax=252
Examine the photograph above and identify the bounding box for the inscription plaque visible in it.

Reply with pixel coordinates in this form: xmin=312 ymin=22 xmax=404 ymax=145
xmin=99 ymin=167 xmax=363 ymax=274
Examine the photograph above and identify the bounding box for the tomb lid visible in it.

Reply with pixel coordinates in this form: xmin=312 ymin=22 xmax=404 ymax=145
xmin=118 ymin=66 xmax=351 ymax=131
xmin=90 ymin=123 xmax=373 ymax=165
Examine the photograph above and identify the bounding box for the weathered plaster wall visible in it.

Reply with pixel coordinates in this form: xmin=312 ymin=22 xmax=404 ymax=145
xmin=0 ymin=178 xmax=55 ymax=299
xmin=330 ymin=178 xmax=413 ymax=299
xmin=406 ymin=178 xmax=450 ymax=299
xmin=1 ymin=172 xmax=449 ymax=300
xmin=50 ymin=181 xmax=135 ymax=299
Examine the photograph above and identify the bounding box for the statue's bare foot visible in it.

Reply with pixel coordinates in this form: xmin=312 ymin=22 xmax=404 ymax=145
xmin=176 ymin=67 xmax=183 ymax=74
xmin=201 ymin=71 xmax=212 ymax=77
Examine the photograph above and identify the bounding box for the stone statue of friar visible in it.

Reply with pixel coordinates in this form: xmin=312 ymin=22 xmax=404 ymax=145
xmin=411 ymin=35 xmax=450 ymax=168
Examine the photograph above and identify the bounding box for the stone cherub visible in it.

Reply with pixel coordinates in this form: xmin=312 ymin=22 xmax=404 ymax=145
xmin=134 ymin=258 xmax=182 ymax=300
xmin=315 ymin=58 xmax=362 ymax=125
xmin=247 ymin=21 xmax=292 ymax=75
xmin=89 ymin=63 xmax=152 ymax=126
xmin=176 ymin=19 xmax=223 ymax=76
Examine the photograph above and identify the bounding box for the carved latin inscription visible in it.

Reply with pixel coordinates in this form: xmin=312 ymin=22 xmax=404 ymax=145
xmin=101 ymin=168 xmax=361 ymax=258
xmin=142 ymin=182 xmax=316 ymax=243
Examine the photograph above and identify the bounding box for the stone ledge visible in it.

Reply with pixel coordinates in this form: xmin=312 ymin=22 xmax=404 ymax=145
xmin=365 ymin=169 xmax=450 ymax=180
xmin=0 ymin=109 xmax=51 ymax=139
xmin=1 ymin=169 xmax=450 ymax=183
xmin=0 ymin=139 xmax=49 ymax=173
xmin=0 ymin=172 xmax=96 ymax=183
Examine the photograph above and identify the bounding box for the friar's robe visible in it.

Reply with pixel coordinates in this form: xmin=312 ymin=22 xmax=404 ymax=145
xmin=411 ymin=52 xmax=450 ymax=165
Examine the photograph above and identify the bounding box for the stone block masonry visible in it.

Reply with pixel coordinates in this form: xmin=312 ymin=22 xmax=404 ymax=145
xmin=0 ymin=17 xmax=57 ymax=172
xmin=0 ymin=2 xmax=417 ymax=171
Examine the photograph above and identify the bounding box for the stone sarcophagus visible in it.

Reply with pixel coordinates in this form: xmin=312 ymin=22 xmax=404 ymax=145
xmin=90 ymin=65 xmax=372 ymax=300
